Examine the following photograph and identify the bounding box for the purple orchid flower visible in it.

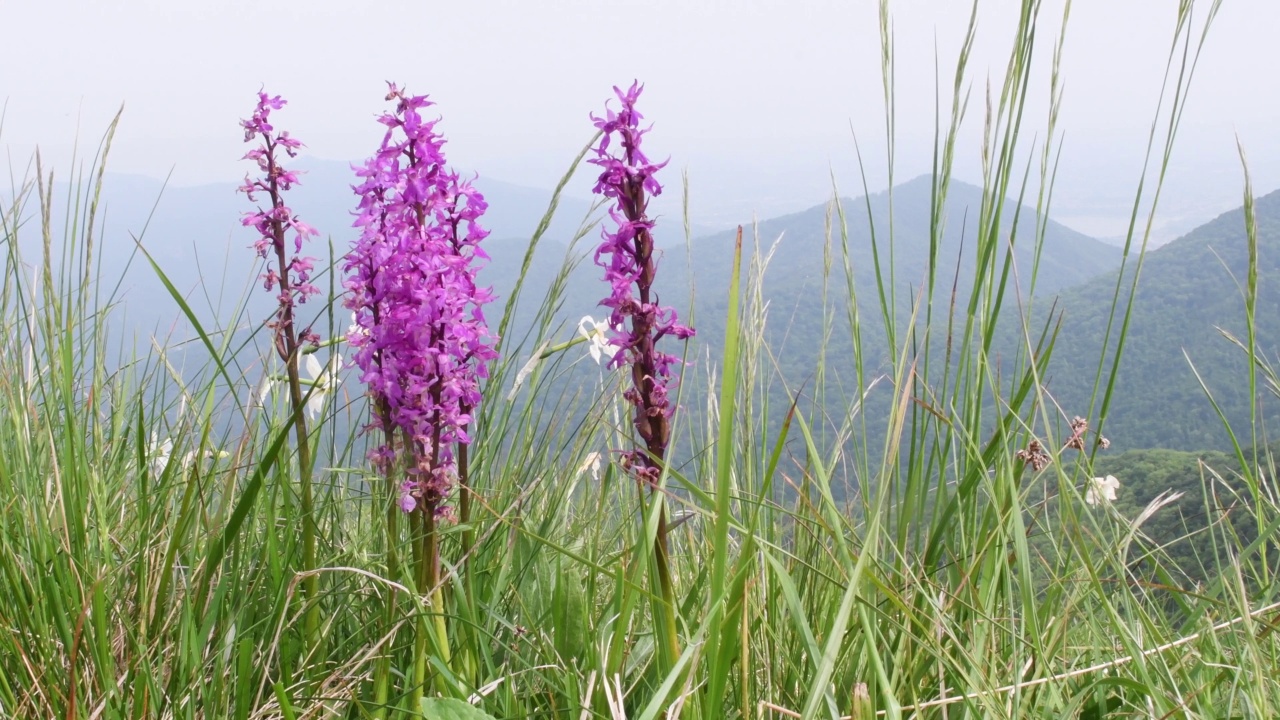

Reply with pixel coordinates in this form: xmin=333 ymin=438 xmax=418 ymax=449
xmin=589 ymin=81 xmax=694 ymax=485
xmin=344 ymin=83 xmax=498 ymax=515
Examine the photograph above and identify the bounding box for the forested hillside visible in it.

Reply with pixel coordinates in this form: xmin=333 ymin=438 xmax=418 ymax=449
xmin=1034 ymin=188 xmax=1280 ymax=450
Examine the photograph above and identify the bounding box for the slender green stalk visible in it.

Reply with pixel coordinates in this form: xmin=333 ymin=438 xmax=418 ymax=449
xmin=409 ymin=509 xmax=428 ymax=711
xmin=283 ymin=339 xmax=320 ymax=672
xmin=424 ymin=511 xmax=453 ymax=694
xmin=373 ymin=410 xmax=398 ymax=719
xmin=455 ymin=429 xmax=479 ymax=689
xmin=650 ymin=495 xmax=681 ymax=680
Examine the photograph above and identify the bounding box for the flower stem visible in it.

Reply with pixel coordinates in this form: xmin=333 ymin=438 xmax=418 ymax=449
xmin=372 ymin=416 xmax=397 ymax=719
xmin=409 ymin=508 xmax=427 ymax=711
xmin=425 ymin=511 xmax=452 ymax=695
xmin=652 ymin=499 xmax=681 ymax=670
xmin=457 ymin=435 xmax=478 ymax=687
xmin=264 ymin=144 xmax=321 ymax=681
xmin=281 ymin=304 xmax=320 ymax=685
xmin=409 ymin=506 xmax=452 ymax=708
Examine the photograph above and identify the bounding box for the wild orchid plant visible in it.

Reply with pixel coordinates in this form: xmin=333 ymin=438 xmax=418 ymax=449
xmin=590 ymin=82 xmax=694 ymax=481
xmin=589 ymin=81 xmax=694 ymax=672
xmin=237 ymin=90 xmax=325 ymax=660
xmin=344 ymin=83 xmax=497 ymax=709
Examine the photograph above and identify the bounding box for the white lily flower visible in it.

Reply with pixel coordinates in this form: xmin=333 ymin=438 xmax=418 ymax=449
xmin=578 ymin=315 xmax=622 ymax=365
xmin=304 ymin=353 xmax=344 ymax=420
xmin=148 ymin=433 xmax=173 ymax=474
xmin=181 ymin=447 xmax=231 ymax=470
xmin=1086 ymin=474 xmax=1120 ymax=506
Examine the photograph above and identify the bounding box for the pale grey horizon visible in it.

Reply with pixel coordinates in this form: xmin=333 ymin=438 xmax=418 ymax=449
xmin=2 ymin=0 xmax=1275 ymax=241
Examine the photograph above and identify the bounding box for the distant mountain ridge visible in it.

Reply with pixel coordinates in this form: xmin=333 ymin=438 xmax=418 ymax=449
xmin=474 ymin=173 xmax=1126 ymax=343
xmin=10 ymin=164 xmax=1127 ymax=357
xmin=678 ymin=174 xmax=1122 ymax=299
xmin=652 ymin=175 xmax=1126 ymax=404
xmin=20 ymin=165 xmax=1195 ymax=456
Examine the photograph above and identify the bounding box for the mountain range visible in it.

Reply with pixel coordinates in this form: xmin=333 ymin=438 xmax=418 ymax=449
xmin=9 ymin=160 xmax=1273 ymax=454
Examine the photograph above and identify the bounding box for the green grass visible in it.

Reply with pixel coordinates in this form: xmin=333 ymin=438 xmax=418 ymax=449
xmin=3 ymin=0 xmax=1278 ymax=718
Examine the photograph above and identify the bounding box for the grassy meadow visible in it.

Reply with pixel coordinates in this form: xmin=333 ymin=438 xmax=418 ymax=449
xmin=4 ymin=1 xmax=1279 ymax=718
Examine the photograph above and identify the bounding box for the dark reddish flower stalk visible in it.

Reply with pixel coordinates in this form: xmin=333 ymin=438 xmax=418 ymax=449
xmin=589 ymin=81 xmax=693 ymax=678
xmin=344 ymin=83 xmax=497 ymax=705
xmin=240 ymin=92 xmax=322 ymax=351
xmin=238 ymin=89 xmax=324 ymax=662
xmin=590 ymin=81 xmax=694 ymax=486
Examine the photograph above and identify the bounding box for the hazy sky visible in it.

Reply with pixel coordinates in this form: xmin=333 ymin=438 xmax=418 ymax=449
xmin=3 ymin=0 xmax=1276 ymax=238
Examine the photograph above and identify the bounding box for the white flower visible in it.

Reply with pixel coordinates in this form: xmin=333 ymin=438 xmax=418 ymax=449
xmin=578 ymin=315 xmax=622 ymax=365
xmin=1086 ymin=475 xmax=1120 ymax=506
xmin=147 ymin=433 xmax=227 ymax=474
xmin=304 ymin=353 xmax=344 ymax=420
xmin=148 ymin=433 xmax=173 ymax=474
xmin=181 ymin=447 xmax=231 ymax=470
